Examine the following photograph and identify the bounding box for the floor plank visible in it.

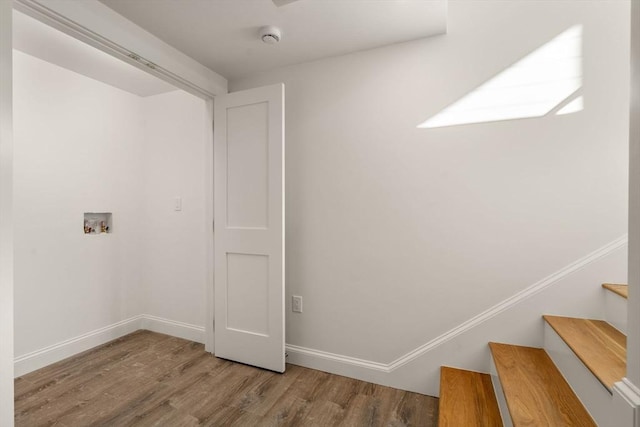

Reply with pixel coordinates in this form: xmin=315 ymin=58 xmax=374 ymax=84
xmin=489 ymin=342 xmax=596 ymax=427
xmin=543 ymin=315 xmax=626 ymax=391
xmin=15 ymin=331 xmax=438 ymax=426
xmin=438 ymin=366 xmax=502 ymax=427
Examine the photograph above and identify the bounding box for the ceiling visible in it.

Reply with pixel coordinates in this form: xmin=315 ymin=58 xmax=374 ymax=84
xmin=99 ymin=0 xmax=448 ymax=80
xmin=13 ymin=10 xmax=177 ymax=97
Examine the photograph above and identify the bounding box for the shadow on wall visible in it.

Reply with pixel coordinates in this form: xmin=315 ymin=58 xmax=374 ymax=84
xmin=418 ymin=25 xmax=583 ymax=128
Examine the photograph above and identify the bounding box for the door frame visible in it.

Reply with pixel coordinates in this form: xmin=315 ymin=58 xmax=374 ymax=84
xmin=13 ymin=0 xmax=218 ymax=353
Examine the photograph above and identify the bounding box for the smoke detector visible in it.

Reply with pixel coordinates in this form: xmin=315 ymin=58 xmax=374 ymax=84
xmin=259 ymin=26 xmax=282 ymax=44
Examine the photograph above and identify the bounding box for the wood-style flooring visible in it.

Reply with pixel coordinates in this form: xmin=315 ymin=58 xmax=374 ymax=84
xmin=15 ymin=330 xmax=438 ymax=426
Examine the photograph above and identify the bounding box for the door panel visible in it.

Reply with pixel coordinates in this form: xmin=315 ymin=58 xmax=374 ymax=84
xmin=226 ymin=253 xmax=269 ymax=336
xmin=226 ymin=102 xmax=269 ymax=229
xmin=214 ymin=83 xmax=285 ymax=373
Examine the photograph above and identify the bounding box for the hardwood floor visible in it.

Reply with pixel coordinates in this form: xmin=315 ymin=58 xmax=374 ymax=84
xmin=489 ymin=342 xmax=596 ymax=426
xmin=543 ymin=315 xmax=626 ymax=391
xmin=602 ymin=283 xmax=628 ymax=299
xmin=438 ymin=366 xmax=502 ymax=427
xmin=15 ymin=331 xmax=438 ymax=426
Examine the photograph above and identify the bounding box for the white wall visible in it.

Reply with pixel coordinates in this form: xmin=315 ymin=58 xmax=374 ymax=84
xmin=13 ymin=50 xmax=208 ymax=371
xmin=18 ymin=0 xmax=227 ymax=97
xmin=0 ymin=0 xmax=14 ymax=423
xmin=140 ymin=90 xmax=208 ymax=330
xmin=285 ymin=241 xmax=628 ymax=396
xmin=13 ymin=50 xmax=145 ymax=356
xmin=231 ymin=0 xmax=630 ymax=370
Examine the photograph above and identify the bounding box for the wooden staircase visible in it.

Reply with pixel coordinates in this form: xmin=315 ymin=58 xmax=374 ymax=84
xmin=438 ymin=366 xmax=502 ymax=426
xmin=439 ymin=283 xmax=628 ymax=426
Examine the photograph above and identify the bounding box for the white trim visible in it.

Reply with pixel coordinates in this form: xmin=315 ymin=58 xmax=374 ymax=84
xmin=141 ymin=315 xmax=205 ymax=343
xmin=205 ymin=98 xmax=215 ymax=353
xmin=14 ymin=315 xmax=143 ymax=377
xmin=13 ymin=0 xmax=226 ymax=99
xmin=0 ymin=1 xmax=13 ymax=423
xmin=12 ymin=236 xmax=628 ymax=391
xmin=285 ymin=344 xmax=388 ymax=372
xmin=612 ymin=379 xmax=640 ymax=427
xmin=387 ymin=234 xmax=629 ymax=370
xmin=617 ymin=378 xmax=640 ymax=407
xmin=14 ymin=315 xmax=206 ymax=377
xmin=286 ymin=235 xmax=628 ymax=374
xmin=628 ymin=0 xmax=640 ymax=401
xmin=14 ymin=0 xmax=212 ymax=98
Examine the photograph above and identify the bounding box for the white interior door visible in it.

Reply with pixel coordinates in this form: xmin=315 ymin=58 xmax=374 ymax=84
xmin=214 ymin=83 xmax=285 ymax=373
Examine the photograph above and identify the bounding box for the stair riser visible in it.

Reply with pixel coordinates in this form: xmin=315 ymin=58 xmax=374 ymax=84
xmin=543 ymin=322 xmax=616 ymax=426
xmin=489 ymin=357 xmax=513 ymax=427
xmin=604 ymin=290 xmax=627 ymax=334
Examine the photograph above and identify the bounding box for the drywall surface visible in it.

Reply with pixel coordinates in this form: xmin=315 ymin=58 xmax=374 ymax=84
xmin=13 ymin=50 xmax=145 ymax=356
xmin=13 ymin=51 xmax=208 ymax=367
xmin=285 ymin=240 xmax=627 ymax=396
xmin=19 ymin=0 xmax=227 ymax=96
xmin=140 ymin=90 xmax=208 ymax=329
xmin=0 ymin=0 xmax=14 ymax=423
xmin=231 ymin=0 xmax=630 ymax=367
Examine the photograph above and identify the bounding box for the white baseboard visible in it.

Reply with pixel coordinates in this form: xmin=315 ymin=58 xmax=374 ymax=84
xmin=13 ymin=236 xmax=628 ymax=397
xmin=285 ymin=235 xmax=629 ymax=396
xmin=14 ymin=315 xmax=143 ymax=377
xmin=14 ymin=314 xmax=205 ymax=377
xmin=141 ymin=315 xmax=205 ymax=344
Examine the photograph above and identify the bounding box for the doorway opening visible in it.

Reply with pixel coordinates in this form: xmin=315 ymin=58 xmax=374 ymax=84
xmin=12 ymin=7 xmax=214 ymax=377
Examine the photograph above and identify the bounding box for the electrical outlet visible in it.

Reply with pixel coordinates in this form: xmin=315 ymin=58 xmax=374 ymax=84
xmin=292 ymin=295 xmax=303 ymax=313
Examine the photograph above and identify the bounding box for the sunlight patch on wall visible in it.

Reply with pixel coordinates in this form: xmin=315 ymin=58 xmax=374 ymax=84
xmin=556 ymin=95 xmax=584 ymax=115
xmin=418 ymin=25 xmax=583 ymax=129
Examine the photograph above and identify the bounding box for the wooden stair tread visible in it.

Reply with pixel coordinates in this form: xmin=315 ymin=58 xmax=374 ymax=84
xmin=489 ymin=342 xmax=596 ymax=426
xmin=438 ymin=366 xmax=502 ymax=427
xmin=602 ymin=283 xmax=628 ymax=299
xmin=543 ymin=315 xmax=626 ymax=391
